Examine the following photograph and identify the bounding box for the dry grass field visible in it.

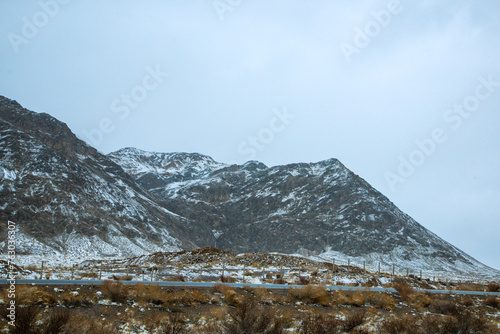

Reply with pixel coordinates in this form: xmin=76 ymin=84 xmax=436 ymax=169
xmin=1 ymin=279 xmax=499 ymax=333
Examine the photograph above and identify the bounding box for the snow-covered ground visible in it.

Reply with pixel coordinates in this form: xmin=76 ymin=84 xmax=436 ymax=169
xmin=3 ymin=247 xmax=498 ymax=285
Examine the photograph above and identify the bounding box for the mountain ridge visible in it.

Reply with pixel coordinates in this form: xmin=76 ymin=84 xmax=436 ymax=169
xmin=108 ymin=148 xmax=499 ymax=277
xmin=0 ymin=96 xmax=216 ymax=258
xmin=0 ymin=95 xmax=498 ymax=278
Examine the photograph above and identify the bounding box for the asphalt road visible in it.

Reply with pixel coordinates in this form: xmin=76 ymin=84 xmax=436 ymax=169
xmin=1 ymin=279 xmax=499 ymax=296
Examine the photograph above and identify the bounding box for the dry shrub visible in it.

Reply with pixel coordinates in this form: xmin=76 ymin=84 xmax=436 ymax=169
xmin=15 ymin=285 xmax=57 ymax=305
xmin=363 ymin=292 xmax=396 ymax=310
xmin=364 ymin=277 xmax=381 ymax=287
xmin=393 ymin=280 xmax=415 ymax=300
xmin=253 ymin=287 xmax=282 ymax=306
xmin=422 ymin=310 xmax=489 ymax=334
xmin=484 ymin=296 xmax=500 ymax=309
xmin=289 ymin=285 xmax=330 ymax=306
xmin=25 ymin=264 xmax=38 ymax=271
xmin=487 ymin=282 xmax=500 ymax=292
xmin=298 ymin=276 xmax=310 ymax=285
xmin=44 ymin=308 xmax=71 ymax=334
xmin=207 ymin=306 xmax=230 ymax=322
xmin=334 ymin=290 xmax=366 ymax=307
xmin=330 ymin=291 xmax=350 ymax=306
xmin=224 ymin=295 xmax=285 ymax=334
xmin=165 ymin=290 xmax=211 ymax=307
xmin=145 ymin=312 xmax=187 ymax=334
xmin=111 ymin=275 xmax=134 ymax=281
xmin=130 ymin=283 xmax=164 ymax=305
xmin=223 ymin=288 xmax=244 ymax=307
xmin=273 ymin=278 xmax=286 ymax=285
xmin=347 ymin=293 xmax=365 ymax=307
xmin=165 ymin=275 xmax=185 ymax=282
xmin=408 ymin=292 xmax=432 ymax=308
xmin=300 ymin=314 xmax=343 ymax=334
xmin=300 ymin=310 xmax=365 ymax=334
xmin=459 ymin=296 xmax=475 ymax=307
xmin=453 ymin=310 xmax=488 ymax=333
xmin=343 ymin=309 xmax=366 ymax=332
xmin=192 ymin=322 xmax=225 ymax=334
xmin=220 ymin=275 xmax=236 ymax=283
xmin=455 ymin=282 xmax=484 ymax=292
xmin=214 ymin=283 xmax=233 ymax=295
xmin=380 ymin=315 xmax=419 ymax=334
xmin=60 ymin=311 xmax=117 ymax=334
xmin=59 ymin=291 xmax=93 ymax=307
xmin=101 ymin=280 xmax=129 ymax=303
xmin=3 ymin=306 xmax=40 ymax=334
xmin=429 ymin=297 xmax=461 ymax=315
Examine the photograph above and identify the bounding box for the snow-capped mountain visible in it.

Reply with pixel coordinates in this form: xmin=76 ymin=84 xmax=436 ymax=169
xmin=0 ymin=96 xmax=215 ymax=258
xmin=0 ymin=95 xmax=497 ymax=278
xmin=109 ymin=149 xmax=500 ymax=277
xmin=108 ymin=148 xmax=228 ymax=190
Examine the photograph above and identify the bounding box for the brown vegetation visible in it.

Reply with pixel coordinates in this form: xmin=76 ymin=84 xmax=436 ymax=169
xmin=101 ymin=280 xmax=129 ymax=303
xmin=487 ymin=282 xmax=500 ymax=292
xmin=288 ymin=285 xmax=330 ymax=306
xmin=484 ymin=296 xmax=500 ymax=309
xmin=0 ymin=281 xmax=497 ymax=333
xmin=392 ymin=280 xmax=414 ymax=300
xmin=14 ymin=285 xmax=57 ymax=306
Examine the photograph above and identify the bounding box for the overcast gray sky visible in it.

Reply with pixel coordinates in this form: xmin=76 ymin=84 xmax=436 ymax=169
xmin=1 ymin=0 xmax=499 ymax=270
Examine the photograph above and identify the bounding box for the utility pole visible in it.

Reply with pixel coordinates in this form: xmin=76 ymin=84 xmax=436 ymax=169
xmin=41 ymin=261 xmax=45 ymax=280
xmin=99 ymin=261 xmax=102 ymax=280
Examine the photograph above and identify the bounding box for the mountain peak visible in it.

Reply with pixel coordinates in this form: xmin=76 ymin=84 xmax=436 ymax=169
xmin=0 ymin=96 xmax=97 ymax=159
xmin=2 ymin=96 xmax=498 ymax=278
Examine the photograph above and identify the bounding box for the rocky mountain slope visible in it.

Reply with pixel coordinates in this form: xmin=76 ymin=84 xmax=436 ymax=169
xmin=109 ymin=149 xmax=499 ymax=277
xmin=0 ymin=96 xmax=215 ymax=258
xmin=0 ymin=95 xmax=497 ymax=278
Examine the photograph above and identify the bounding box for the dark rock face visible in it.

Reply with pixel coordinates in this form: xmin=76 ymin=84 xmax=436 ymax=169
xmin=0 ymin=96 xmax=215 ymax=257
